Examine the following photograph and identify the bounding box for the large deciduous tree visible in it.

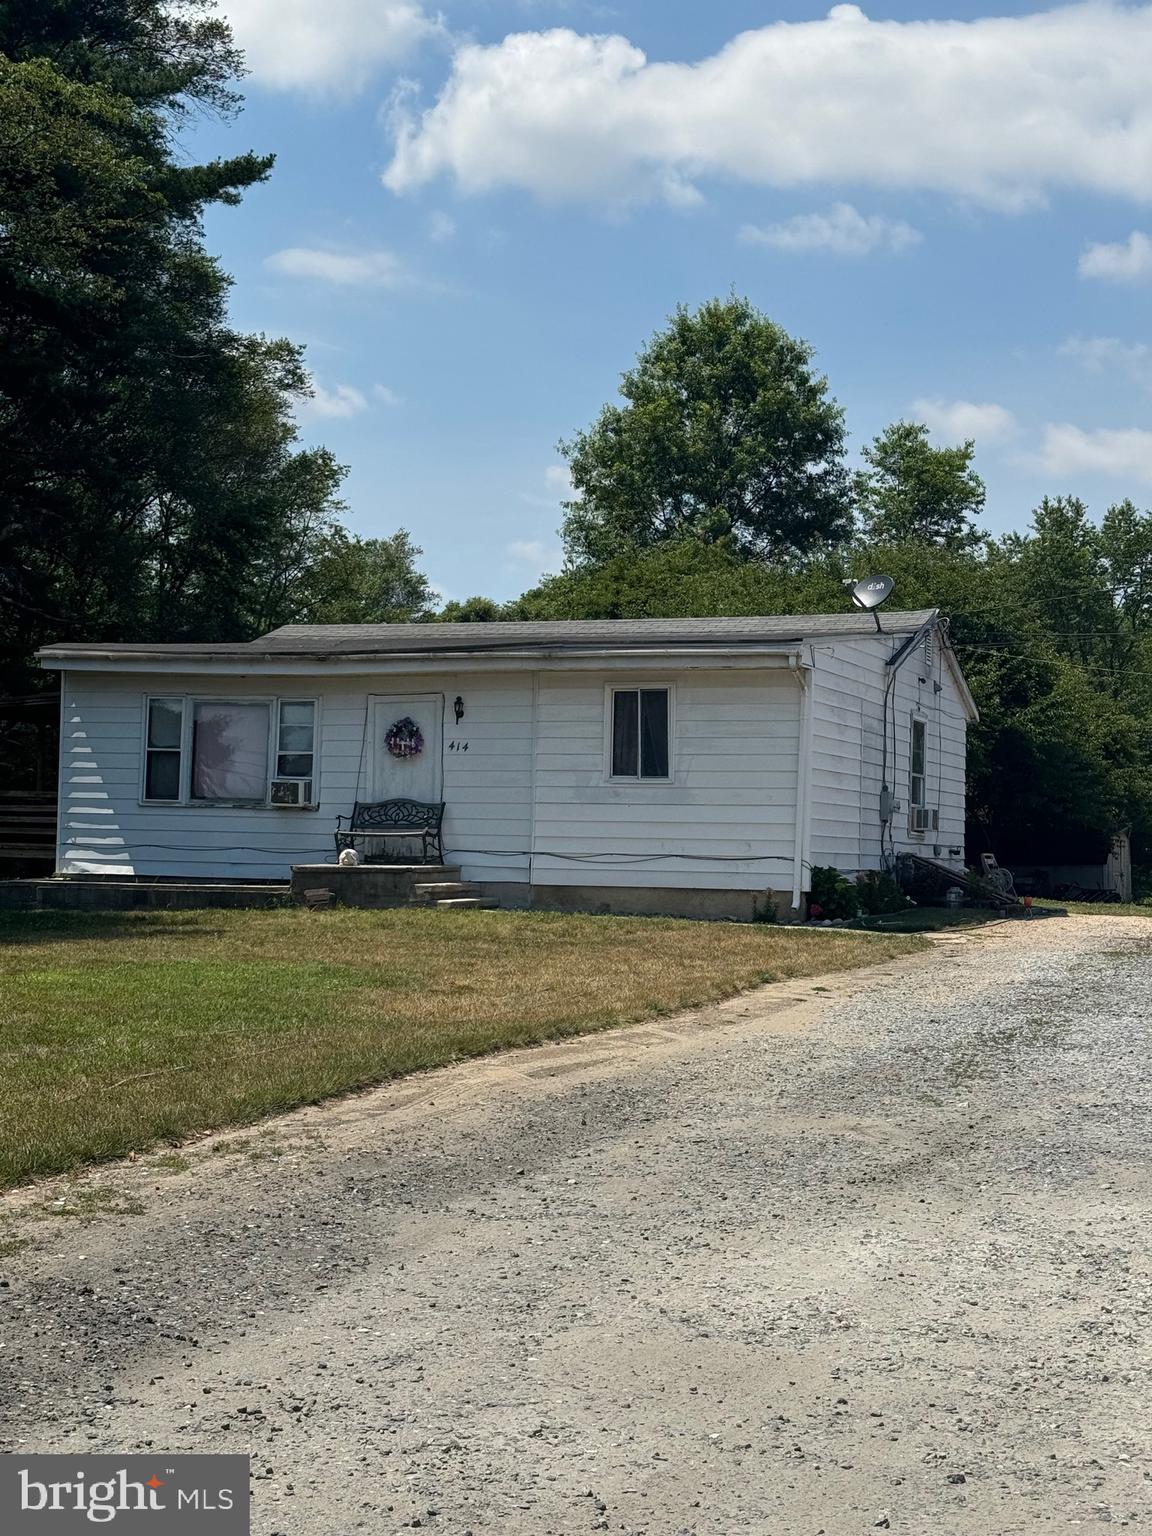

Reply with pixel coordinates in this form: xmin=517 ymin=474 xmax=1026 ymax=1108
xmin=855 ymin=421 xmax=986 ymax=550
xmin=559 ymin=297 xmax=852 ymax=566
xmin=0 ymin=0 xmax=354 ymax=692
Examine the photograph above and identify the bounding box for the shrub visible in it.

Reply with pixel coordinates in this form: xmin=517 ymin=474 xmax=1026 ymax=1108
xmin=856 ymin=870 xmax=913 ymax=915
xmin=808 ymin=866 xmax=861 ymax=920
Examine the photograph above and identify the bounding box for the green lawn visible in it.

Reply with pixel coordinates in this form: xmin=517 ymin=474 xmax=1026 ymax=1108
xmin=851 ymin=905 xmax=998 ymax=933
xmin=1033 ymin=898 xmax=1152 ymax=917
xmin=0 ymin=907 xmax=924 ymax=1188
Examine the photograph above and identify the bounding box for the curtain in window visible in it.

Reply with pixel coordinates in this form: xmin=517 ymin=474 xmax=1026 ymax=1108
xmin=191 ymin=703 xmax=269 ymax=801
xmin=639 ymin=690 xmax=669 ymax=778
xmin=612 ymin=690 xmax=639 ymax=777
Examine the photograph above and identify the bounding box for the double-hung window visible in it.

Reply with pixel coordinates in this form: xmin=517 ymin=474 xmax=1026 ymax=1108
xmin=142 ymin=695 xmax=317 ymax=804
xmin=144 ymin=698 xmax=183 ymax=801
xmin=909 ymin=718 xmax=927 ymax=809
xmin=275 ymin=701 xmax=316 ymax=781
xmin=610 ymin=687 xmax=670 ymax=780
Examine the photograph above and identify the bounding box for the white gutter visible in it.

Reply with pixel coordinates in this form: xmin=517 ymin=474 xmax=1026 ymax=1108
xmin=35 ymin=645 xmax=809 ymax=677
xmin=788 ymin=649 xmax=815 ymax=911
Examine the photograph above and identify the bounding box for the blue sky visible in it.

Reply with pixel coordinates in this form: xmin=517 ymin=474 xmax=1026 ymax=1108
xmin=192 ymin=0 xmax=1152 ymax=601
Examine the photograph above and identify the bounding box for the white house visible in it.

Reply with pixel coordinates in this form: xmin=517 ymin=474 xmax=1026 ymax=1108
xmin=36 ymin=608 xmax=977 ymax=919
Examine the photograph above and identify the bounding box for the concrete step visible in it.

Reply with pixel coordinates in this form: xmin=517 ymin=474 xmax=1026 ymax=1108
xmin=410 ymin=881 xmax=482 ymax=901
xmin=428 ymin=896 xmax=501 ymax=910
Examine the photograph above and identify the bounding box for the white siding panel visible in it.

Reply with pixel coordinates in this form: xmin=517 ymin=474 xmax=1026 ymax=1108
xmin=58 ymin=670 xmax=535 ymax=883
xmin=806 ymin=632 xmax=968 ymax=875
xmin=531 ymin=668 xmax=800 ymax=892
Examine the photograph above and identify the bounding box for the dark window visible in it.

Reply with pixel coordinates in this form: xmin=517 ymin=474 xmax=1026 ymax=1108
xmin=611 ymin=689 xmax=669 ymax=779
xmin=144 ymin=698 xmax=183 ymax=800
xmin=910 ymin=718 xmax=927 ymax=807
xmin=276 ymin=700 xmax=316 ymax=780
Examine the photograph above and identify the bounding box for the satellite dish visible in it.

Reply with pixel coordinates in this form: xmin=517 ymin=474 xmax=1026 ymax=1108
xmin=849 ymin=574 xmax=894 ymax=611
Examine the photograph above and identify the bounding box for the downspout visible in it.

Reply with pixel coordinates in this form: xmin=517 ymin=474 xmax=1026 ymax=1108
xmin=55 ymin=672 xmax=67 ymax=877
xmin=788 ymin=650 xmax=814 ymax=912
xmin=528 ymin=669 xmax=539 ymax=900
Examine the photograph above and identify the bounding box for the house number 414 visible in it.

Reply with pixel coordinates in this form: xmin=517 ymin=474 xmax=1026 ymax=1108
xmin=448 ymin=740 xmax=470 ymax=751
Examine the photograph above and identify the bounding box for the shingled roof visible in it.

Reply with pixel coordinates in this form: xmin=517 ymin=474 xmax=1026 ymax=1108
xmin=38 ymin=609 xmax=939 ymax=665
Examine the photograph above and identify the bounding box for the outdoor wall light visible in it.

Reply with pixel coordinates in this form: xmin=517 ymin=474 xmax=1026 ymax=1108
xmin=454 ymin=696 xmax=465 ymax=723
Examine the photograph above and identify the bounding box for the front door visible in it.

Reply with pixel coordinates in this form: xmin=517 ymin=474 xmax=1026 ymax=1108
xmin=368 ymin=694 xmax=444 ymax=804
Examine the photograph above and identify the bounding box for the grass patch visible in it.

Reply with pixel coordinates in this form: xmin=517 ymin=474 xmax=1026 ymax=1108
xmin=1034 ymin=899 xmax=1152 ymax=917
xmin=851 ymin=905 xmax=995 ymax=933
xmin=0 ymin=906 xmax=922 ymax=1188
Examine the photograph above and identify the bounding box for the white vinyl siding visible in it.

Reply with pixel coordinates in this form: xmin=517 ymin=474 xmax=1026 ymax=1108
xmin=806 ymin=630 xmax=968 ymax=874
xmin=56 ymin=630 xmax=971 ymax=889
xmin=532 ymin=669 xmax=800 ymax=891
xmin=59 ymin=671 xmax=533 ymax=883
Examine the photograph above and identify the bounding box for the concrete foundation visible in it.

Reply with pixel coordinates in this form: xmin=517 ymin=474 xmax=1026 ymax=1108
xmin=483 ymin=883 xmax=792 ymax=923
xmin=0 ymin=877 xmax=290 ymax=911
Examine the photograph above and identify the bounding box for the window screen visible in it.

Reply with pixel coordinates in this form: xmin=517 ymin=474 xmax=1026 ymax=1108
xmin=191 ymin=702 xmax=270 ymax=801
xmin=144 ymin=698 xmax=183 ymax=801
xmin=611 ymin=689 xmax=669 ymax=779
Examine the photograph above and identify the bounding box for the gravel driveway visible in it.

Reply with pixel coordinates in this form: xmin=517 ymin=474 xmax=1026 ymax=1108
xmin=3 ymin=914 xmax=1151 ymax=1534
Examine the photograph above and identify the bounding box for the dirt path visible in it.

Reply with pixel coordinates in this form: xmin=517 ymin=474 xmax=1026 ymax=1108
xmin=3 ymin=915 xmax=1151 ymax=1534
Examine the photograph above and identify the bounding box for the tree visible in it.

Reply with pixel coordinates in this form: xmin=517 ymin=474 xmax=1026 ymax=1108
xmin=855 ymin=421 xmax=986 ymax=549
xmin=0 ymin=2 xmax=346 ymax=691
xmin=435 ymin=597 xmax=509 ymax=623
xmin=559 ymin=297 xmax=852 ymax=566
xmin=275 ymin=529 xmax=434 ymax=625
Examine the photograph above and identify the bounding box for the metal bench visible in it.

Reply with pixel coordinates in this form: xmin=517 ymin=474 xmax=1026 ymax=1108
xmin=334 ymin=799 xmax=445 ymax=865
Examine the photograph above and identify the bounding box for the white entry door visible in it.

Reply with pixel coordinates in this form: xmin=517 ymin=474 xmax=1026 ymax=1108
xmin=367 ymin=694 xmax=444 ymax=804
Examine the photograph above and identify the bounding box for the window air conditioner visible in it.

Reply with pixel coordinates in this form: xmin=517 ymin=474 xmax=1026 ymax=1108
xmin=909 ymin=806 xmax=938 ymax=834
xmin=269 ymin=778 xmax=313 ymax=807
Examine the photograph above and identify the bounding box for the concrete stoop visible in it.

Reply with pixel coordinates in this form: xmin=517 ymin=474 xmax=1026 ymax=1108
xmin=290 ymin=863 xmax=500 ymax=911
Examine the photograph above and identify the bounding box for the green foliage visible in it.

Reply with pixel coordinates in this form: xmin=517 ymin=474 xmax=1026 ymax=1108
xmin=855 ymin=870 xmax=913 ymax=916
xmin=435 ymin=596 xmax=511 ymax=623
xmin=276 ymin=529 xmax=433 ymax=625
xmin=0 ymin=0 xmax=347 ymax=690
xmin=560 ymin=296 xmax=852 ymax=566
xmin=809 ymin=866 xmax=862 ymax=920
xmin=856 ymin=421 xmax=986 ymax=549
xmin=512 ymin=496 xmax=1152 ymax=868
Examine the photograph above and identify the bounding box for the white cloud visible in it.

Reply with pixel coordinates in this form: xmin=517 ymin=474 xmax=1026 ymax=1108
xmin=543 ymin=463 xmax=574 ymax=497
xmin=1037 ymin=424 xmax=1152 ymax=483
xmin=426 ymin=211 xmax=458 ymax=243
xmin=1059 ymin=335 xmax=1152 ymax=381
xmin=384 ymin=5 xmax=1152 ymax=209
xmin=221 ymin=0 xmax=436 ymax=92
xmin=299 ymin=381 xmax=370 ymax=419
xmin=506 ymin=539 xmax=563 ymax=578
xmin=740 ymin=203 xmax=920 ymax=257
xmin=373 ymin=384 xmax=405 ymax=406
xmin=1078 ymin=231 xmax=1152 ymax=283
xmin=911 ymin=398 xmax=1018 ymax=443
xmin=520 ymin=463 xmax=574 ymax=509
xmin=266 ymin=247 xmax=408 ymax=288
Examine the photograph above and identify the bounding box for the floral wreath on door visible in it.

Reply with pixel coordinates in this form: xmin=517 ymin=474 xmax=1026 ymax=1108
xmin=385 ymin=716 xmax=424 ymax=759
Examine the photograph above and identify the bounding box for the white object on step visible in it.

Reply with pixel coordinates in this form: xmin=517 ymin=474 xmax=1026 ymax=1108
xmin=338 ymin=847 xmax=361 ymax=867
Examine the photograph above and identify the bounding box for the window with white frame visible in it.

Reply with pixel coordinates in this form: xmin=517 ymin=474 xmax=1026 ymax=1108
xmin=144 ymin=698 xmax=183 ymax=801
xmin=274 ymin=700 xmax=316 ymax=781
xmin=610 ymin=687 xmax=670 ymax=779
xmin=909 ymin=717 xmax=927 ymax=808
xmin=142 ymin=696 xmax=317 ymax=804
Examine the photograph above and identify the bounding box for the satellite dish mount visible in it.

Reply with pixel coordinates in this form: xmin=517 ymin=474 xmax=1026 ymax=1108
xmin=845 ymin=574 xmax=895 ymax=632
